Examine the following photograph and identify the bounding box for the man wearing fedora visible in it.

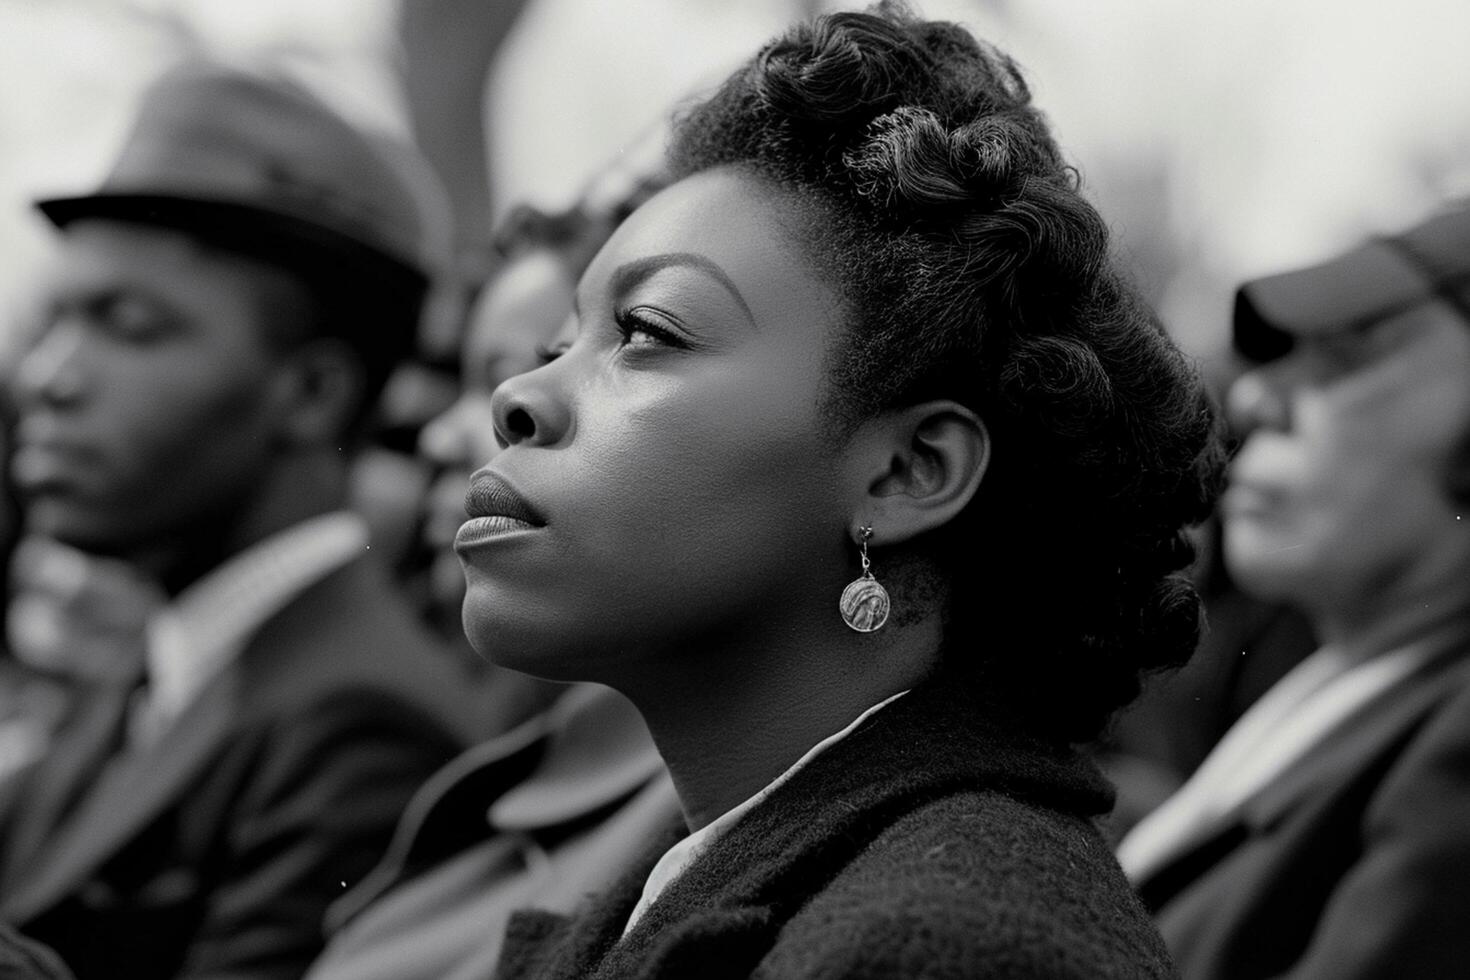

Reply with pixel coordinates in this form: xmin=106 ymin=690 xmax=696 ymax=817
xmin=0 ymin=61 xmax=474 ymax=980
xmin=1118 ymin=204 xmax=1470 ymax=977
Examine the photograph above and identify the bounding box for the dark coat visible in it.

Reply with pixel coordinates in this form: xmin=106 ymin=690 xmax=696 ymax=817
xmin=0 ymin=923 xmax=71 ymax=980
xmin=0 ymin=557 xmax=474 ymax=980
xmin=1135 ymin=646 xmax=1470 ymax=979
xmin=494 ymin=679 xmax=1175 ymax=980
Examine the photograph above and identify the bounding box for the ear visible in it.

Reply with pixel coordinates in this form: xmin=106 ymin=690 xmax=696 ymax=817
xmin=269 ymin=339 xmax=366 ymax=447
xmin=846 ymin=400 xmax=990 ymax=547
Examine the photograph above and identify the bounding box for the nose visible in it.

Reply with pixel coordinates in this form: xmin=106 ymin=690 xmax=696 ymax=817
xmin=489 ymin=363 xmax=572 ymax=450
xmin=419 ymin=392 xmax=499 ymax=471
xmin=1225 ymin=364 xmax=1291 ymax=439
xmin=13 ymin=323 xmax=86 ymax=409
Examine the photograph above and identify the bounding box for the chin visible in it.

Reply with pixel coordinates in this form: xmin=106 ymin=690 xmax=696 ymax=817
xmin=23 ymin=500 xmax=129 ymax=555
xmin=459 ymin=587 xmax=602 ymax=683
xmin=1222 ymin=527 xmax=1319 ymax=606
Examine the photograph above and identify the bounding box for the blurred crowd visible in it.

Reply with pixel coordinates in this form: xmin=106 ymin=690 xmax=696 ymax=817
xmin=0 ymin=1 xmax=1466 ymax=978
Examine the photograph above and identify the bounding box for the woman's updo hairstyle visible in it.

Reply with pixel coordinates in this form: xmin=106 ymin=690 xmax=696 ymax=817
xmin=670 ymin=2 xmax=1225 ymax=744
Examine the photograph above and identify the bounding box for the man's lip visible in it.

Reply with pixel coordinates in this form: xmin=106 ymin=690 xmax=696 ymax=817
xmin=11 ymin=417 xmax=96 ymax=460
xmin=9 ymin=440 xmax=96 ymax=491
xmin=1221 ymin=480 xmax=1284 ymax=516
xmin=463 ymin=470 xmax=545 ymax=526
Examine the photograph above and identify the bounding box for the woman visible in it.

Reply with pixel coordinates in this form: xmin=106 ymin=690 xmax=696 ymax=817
xmin=461 ymin=5 xmax=1223 ymax=977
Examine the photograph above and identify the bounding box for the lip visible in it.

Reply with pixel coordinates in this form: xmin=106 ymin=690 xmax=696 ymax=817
xmin=454 ymin=514 xmax=540 ymax=551
xmin=1221 ymin=481 xmax=1284 ymax=518
xmin=9 ymin=438 xmax=97 ymax=492
xmin=463 ymin=470 xmax=545 ymax=525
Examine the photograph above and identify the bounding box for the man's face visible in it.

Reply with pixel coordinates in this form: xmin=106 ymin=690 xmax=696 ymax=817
xmin=1222 ymin=299 xmax=1470 ymax=616
xmin=10 ymin=220 xmax=299 ymax=561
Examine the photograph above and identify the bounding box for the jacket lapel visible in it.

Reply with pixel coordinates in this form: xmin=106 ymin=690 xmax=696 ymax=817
xmin=0 ymin=677 xmax=137 ymax=892
xmin=325 ymin=712 xmax=553 ymax=930
xmin=1 ymin=667 xmax=240 ymax=921
xmin=1242 ymin=650 xmax=1470 ymax=829
xmin=1135 ymin=648 xmax=1470 ymax=909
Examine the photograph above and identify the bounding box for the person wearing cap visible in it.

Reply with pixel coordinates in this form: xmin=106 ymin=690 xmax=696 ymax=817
xmin=0 ymin=61 xmax=474 ymax=980
xmin=1117 ymin=203 xmax=1470 ymax=978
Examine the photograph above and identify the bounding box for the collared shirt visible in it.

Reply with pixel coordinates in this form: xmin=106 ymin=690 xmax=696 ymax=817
xmin=622 ymin=689 xmax=909 ymax=936
xmin=1117 ymin=630 xmax=1463 ymax=883
xmin=130 ymin=511 xmax=369 ymax=748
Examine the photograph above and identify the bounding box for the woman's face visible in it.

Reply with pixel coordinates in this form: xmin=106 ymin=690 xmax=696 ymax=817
xmin=457 ymin=168 xmax=856 ymax=680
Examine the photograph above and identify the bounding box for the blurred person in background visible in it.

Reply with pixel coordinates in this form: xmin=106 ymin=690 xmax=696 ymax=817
xmin=0 ymin=60 xmax=476 ymax=980
xmin=0 ymin=380 xmax=162 ymax=809
xmin=1099 ymin=522 xmax=1317 ymax=840
xmin=0 ymin=536 xmax=164 ymax=788
xmin=304 ymin=192 xmax=679 ymax=980
xmin=1118 ymin=203 xmax=1470 ymax=978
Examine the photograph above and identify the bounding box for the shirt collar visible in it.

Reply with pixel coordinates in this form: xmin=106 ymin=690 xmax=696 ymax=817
xmin=141 ymin=511 xmax=369 ymax=738
xmin=622 ymin=688 xmax=909 ymax=936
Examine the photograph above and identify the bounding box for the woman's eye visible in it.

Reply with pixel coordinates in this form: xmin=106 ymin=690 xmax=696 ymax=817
xmin=614 ymin=308 xmax=687 ymax=351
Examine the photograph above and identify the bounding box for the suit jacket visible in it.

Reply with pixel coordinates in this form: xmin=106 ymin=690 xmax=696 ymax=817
xmin=0 ymin=923 xmax=71 ymax=980
xmin=1134 ymin=644 xmax=1470 ymax=979
xmin=494 ymin=678 xmax=1175 ymax=980
xmin=306 ymin=684 xmax=679 ymax=980
xmin=0 ymin=556 xmax=473 ymax=980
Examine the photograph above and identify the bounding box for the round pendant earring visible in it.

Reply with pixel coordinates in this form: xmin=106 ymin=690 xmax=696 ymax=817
xmin=840 ymin=525 xmax=890 ymax=633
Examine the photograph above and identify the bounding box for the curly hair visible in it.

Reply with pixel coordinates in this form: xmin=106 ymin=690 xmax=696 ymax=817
xmin=669 ymin=2 xmax=1226 ymax=743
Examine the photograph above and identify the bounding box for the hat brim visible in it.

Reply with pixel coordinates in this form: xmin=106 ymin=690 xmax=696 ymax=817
xmin=1231 ymin=238 xmax=1447 ymax=365
xmin=36 ymin=193 xmax=427 ymax=295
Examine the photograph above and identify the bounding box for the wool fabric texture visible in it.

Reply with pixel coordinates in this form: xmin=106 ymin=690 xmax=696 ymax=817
xmin=494 ymin=676 xmax=1174 ymax=979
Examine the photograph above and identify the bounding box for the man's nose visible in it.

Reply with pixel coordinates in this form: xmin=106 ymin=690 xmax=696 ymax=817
xmin=1226 ymin=365 xmax=1291 ymax=439
xmin=14 ymin=324 xmax=87 ymax=409
xmin=419 ymin=392 xmax=500 ymax=471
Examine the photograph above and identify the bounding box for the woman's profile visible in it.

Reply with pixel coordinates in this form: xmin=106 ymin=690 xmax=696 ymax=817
xmin=459 ymin=4 xmax=1224 ymax=977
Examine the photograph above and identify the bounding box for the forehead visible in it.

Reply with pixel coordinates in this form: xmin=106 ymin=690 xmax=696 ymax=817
xmin=51 ymin=220 xmax=218 ymax=282
xmin=583 ymin=167 xmax=840 ymax=325
xmin=469 ymin=250 xmax=574 ymax=333
xmin=43 ymin=220 xmax=306 ymax=346
xmin=46 ymin=219 xmax=289 ymax=306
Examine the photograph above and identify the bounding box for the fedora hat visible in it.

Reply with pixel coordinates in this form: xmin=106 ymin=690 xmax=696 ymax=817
xmin=36 ymin=59 xmax=446 ymax=291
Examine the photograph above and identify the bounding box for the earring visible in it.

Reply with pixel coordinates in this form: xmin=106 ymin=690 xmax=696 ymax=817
xmin=840 ymin=525 xmax=890 ymax=633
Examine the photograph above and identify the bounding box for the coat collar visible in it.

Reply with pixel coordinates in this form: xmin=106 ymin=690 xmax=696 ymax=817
xmin=1134 ymin=645 xmax=1470 ymax=908
xmin=498 ymin=675 xmax=1113 ymax=980
xmin=327 ymin=684 xmax=663 ymax=930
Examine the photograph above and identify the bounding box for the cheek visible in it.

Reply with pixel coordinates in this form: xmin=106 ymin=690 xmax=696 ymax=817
xmin=1305 ymin=380 xmax=1468 ymax=509
xmin=111 ymin=371 xmax=277 ymax=496
xmin=1228 ymin=383 xmax=1467 ymax=591
xmin=491 ymin=375 xmax=841 ymax=654
xmin=587 ymin=370 xmax=833 ymax=528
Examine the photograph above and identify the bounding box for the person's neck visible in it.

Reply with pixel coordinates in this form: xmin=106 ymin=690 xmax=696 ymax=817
xmin=131 ymin=452 xmax=349 ymax=597
xmin=1313 ymin=570 xmax=1470 ymax=664
xmin=617 ymin=614 xmax=943 ymax=832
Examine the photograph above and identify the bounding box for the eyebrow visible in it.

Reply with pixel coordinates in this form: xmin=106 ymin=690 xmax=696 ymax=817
xmin=609 ymin=252 xmax=757 ymax=329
